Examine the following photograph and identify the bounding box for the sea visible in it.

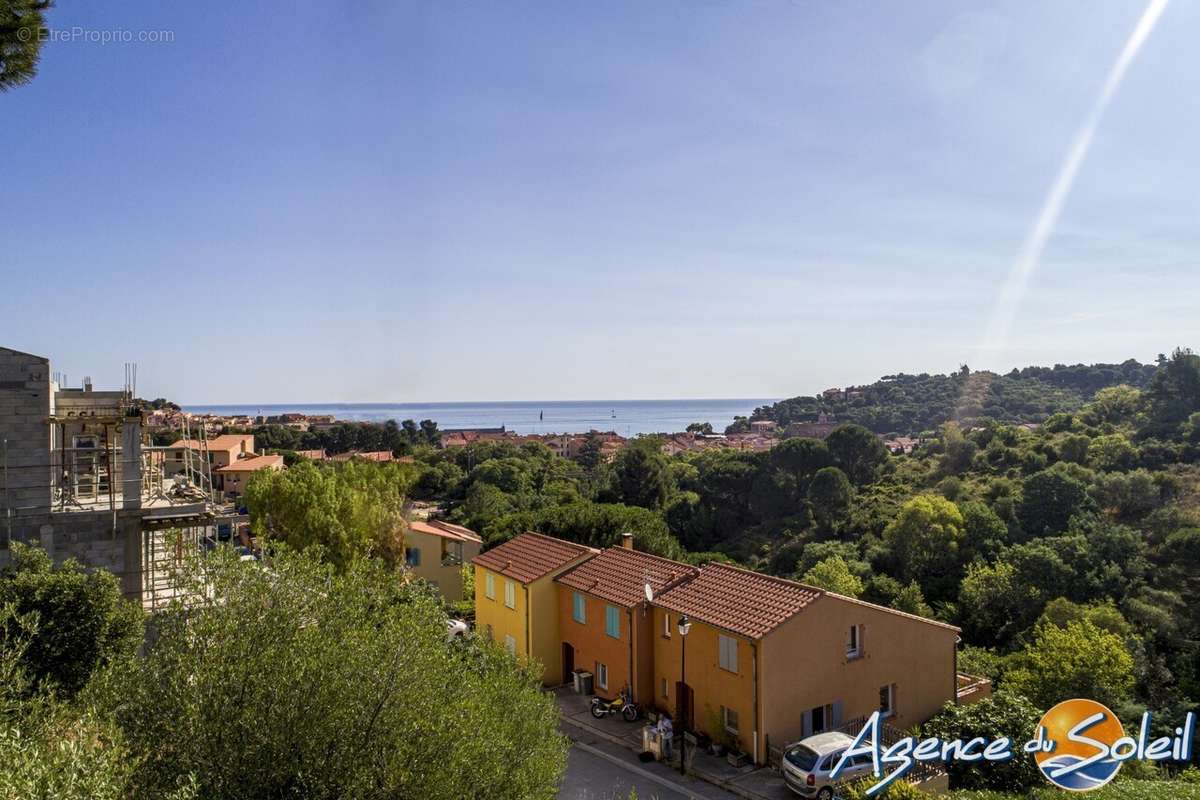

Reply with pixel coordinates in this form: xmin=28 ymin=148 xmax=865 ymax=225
xmin=182 ymin=399 xmax=776 ymax=438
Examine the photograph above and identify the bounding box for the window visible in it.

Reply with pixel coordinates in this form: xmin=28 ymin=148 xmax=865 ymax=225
xmin=880 ymin=684 xmax=895 ymax=717
xmin=661 ymin=677 xmax=668 ymax=698
xmin=718 ymin=634 xmax=738 ymax=673
xmin=405 ymin=547 xmax=421 ymax=567
xmin=723 ymin=706 xmax=739 ymax=735
xmin=504 ymin=579 xmax=516 ymax=609
xmin=662 ymin=613 xmax=671 ymax=638
xmin=484 ymin=573 xmax=495 ymax=600
xmin=605 ymin=605 xmax=620 ymax=638
xmin=846 ymin=624 xmax=862 ymax=659
xmin=504 ymin=634 xmax=516 ymax=655
xmin=572 ymin=592 xmax=587 ymax=624
xmin=597 ymin=662 xmax=608 ymax=690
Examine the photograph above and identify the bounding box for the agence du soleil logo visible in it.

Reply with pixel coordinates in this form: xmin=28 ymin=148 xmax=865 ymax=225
xmin=833 ymin=699 xmax=1195 ymax=795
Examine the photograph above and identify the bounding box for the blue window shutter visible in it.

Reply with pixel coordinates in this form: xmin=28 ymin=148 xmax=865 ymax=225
xmin=605 ymin=605 xmax=620 ymax=638
xmin=802 ymin=710 xmax=813 ymax=738
xmin=832 ymin=701 xmax=843 ymax=728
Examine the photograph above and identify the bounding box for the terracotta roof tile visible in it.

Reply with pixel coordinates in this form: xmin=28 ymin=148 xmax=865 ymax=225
xmin=472 ymin=532 xmax=595 ymax=584
xmin=653 ymin=563 xmax=823 ymax=639
xmin=555 ymin=547 xmax=698 ymax=608
xmin=409 ymin=519 xmax=482 ymax=544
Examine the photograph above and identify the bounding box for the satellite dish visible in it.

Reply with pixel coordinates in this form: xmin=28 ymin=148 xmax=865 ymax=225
xmin=644 ymin=582 xmax=654 ymax=603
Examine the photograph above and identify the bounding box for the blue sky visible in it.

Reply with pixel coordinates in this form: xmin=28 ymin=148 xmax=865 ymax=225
xmin=2 ymin=1 xmax=1196 ymax=403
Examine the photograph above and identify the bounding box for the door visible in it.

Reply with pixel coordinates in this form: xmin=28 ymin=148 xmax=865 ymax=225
xmin=675 ymin=682 xmax=694 ymax=730
xmin=562 ymin=642 xmax=574 ymax=679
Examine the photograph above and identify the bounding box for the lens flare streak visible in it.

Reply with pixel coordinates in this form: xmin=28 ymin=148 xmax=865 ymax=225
xmin=980 ymin=0 xmax=1170 ymax=354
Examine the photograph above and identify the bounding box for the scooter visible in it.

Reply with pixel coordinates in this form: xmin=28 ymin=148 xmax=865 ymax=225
xmin=590 ymin=688 xmax=639 ymax=722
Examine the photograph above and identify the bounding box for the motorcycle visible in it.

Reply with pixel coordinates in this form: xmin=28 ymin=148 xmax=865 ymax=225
xmin=590 ymin=688 xmax=639 ymax=722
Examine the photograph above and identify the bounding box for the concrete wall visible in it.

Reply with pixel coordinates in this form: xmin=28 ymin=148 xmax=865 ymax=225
xmin=0 ymin=508 xmax=145 ymax=599
xmin=0 ymin=348 xmax=52 ymax=513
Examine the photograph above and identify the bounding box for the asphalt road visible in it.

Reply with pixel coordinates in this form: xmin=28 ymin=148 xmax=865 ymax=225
xmin=558 ymin=736 xmax=741 ymax=800
xmin=559 ymin=744 xmax=696 ymax=800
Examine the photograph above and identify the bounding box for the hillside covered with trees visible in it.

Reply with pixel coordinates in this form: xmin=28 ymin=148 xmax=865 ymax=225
xmin=732 ymin=358 xmax=1160 ymax=435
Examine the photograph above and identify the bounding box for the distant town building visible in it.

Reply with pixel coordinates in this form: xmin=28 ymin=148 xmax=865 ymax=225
xmin=403 ymin=519 xmax=482 ymax=601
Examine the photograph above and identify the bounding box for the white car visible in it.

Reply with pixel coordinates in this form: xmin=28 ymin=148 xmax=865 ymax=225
xmin=781 ymin=732 xmax=873 ymax=799
xmin=446 ymin=619 xmax=470 ymax=641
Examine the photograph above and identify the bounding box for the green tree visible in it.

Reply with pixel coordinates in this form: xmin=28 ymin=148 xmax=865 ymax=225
xmin=807 ymin=466 xmax=852 ymax=533
xmin=801 ymin=556 xmax=865 ymax=597
xmin=0 ymin=606 xmax=144 ymax=800
xmin=958 ymin=500 xmax=1008 ymax=564
xmin=0 ymin=0 xmax=51 ymax=91
xmin=94 ymin=548 xmax=567 ymax=800
xmin=936 ymin=422 xmax=978 ymax=476
xmin=1017 ymin=466 xmax=1092 ymax=537
xmin=614 ymin=439 xmax=672 ymax=510
xmin=882 ymin=495 xmax=964 ymax=601
xmin=1089 ymin=433 xmax=1138 ymax=472
xmin=244 ymin=460 xmax=415 ymax=570
xmin=488 ymin=501 xmax=684 ymax=560
xmin=825 ymin=424 xmax=889 ymax=485
xmin=576 ymin=433 xmax=603 ymax=470
xmin=1143 ymin=347 xmax=1200 ymax=436
xmin=769 ymin=437 xmax=833 ymax=489
xmin=1086 ymin=384 xmax=1143 ymax=425
xmin=923 ymin=690 xmax=1042 ymax=791
xmin=1005 ymin=619 xmax=1135 ymax=710
xmin=1057 ymin=433 xmax=1091 ymax=464
xmin=685 ymin=421 xmax=713 ymax=435
xmin=0 ymin=544 xmax=143 ymax=698
xmin=958 ymin=560 xmax=1040 ymax=645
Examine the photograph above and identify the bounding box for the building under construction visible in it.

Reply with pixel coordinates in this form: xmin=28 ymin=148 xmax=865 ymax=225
xmin=0 ymin=346 xmax=243 ymax=608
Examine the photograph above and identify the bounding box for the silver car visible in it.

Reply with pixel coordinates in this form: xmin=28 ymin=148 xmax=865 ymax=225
xmin=781 ymin=732 xmax=874 ymax=799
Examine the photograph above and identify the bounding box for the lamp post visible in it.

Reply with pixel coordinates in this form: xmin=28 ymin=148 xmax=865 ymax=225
xmin=677 ymin=614 xmax=691 ymax=776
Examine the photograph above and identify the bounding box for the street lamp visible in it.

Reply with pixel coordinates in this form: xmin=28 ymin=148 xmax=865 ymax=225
xmin=677 ymin=614 xmax=691 ymax=776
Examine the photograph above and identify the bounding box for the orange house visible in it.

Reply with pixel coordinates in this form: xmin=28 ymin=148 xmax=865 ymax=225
xmin=652 ymin=563 xmax=960 ymax=765
xmin=554 ymin=538 xmax=697 ymax=705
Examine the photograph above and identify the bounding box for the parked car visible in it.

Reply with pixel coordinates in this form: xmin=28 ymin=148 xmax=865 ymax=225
xmin=446 ymin=619 xmax=469 ymax=641
xmin=781 ymin=732 xmax=873 ymax=799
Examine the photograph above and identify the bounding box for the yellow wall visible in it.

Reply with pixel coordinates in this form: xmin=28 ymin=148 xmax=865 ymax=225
xmin=474 ymin=566 xmax=528 ymax=662
xmin=760 ymin=594 xmax=959 ymax=756
xmin=473 ymin=554 xmax=591 ymax=685
xmin=528 ymin=574 xmax=565 ymax=685
xmin=406 ymin=530 xmax=480 ymax=601
xmin=651 ymin=608 xmax=757 ymax=758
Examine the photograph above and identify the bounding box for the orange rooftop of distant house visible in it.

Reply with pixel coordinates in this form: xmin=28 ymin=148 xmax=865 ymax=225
xmin=408 ymin=519 xmax=482 ymax=544
xmin=556 ymin=546 xmax=697 ymax=608
xmin=216 ymin=454 xmax=284 ymax=472
xmin=472 ymin=532 xmax=595 ymax=584
xmin=170 ymin=434 xmax=254 ymax=452
xmin=653 ymin=562 xmax=823 ymax=639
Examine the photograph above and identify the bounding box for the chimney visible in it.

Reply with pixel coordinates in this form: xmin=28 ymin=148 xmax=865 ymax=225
xmin=620 ymin=532 xmax=634 ymax=550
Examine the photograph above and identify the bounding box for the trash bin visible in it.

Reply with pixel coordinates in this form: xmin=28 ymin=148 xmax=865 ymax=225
xmin=571 ymin=670 xmax=583 ymax=694
xmin=577 ymin=671 xmax=593 ymax=695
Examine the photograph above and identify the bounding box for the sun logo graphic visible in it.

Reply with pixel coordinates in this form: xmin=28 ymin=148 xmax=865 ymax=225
xmin=1034 ymin=699 xmax=1125 ymax=792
